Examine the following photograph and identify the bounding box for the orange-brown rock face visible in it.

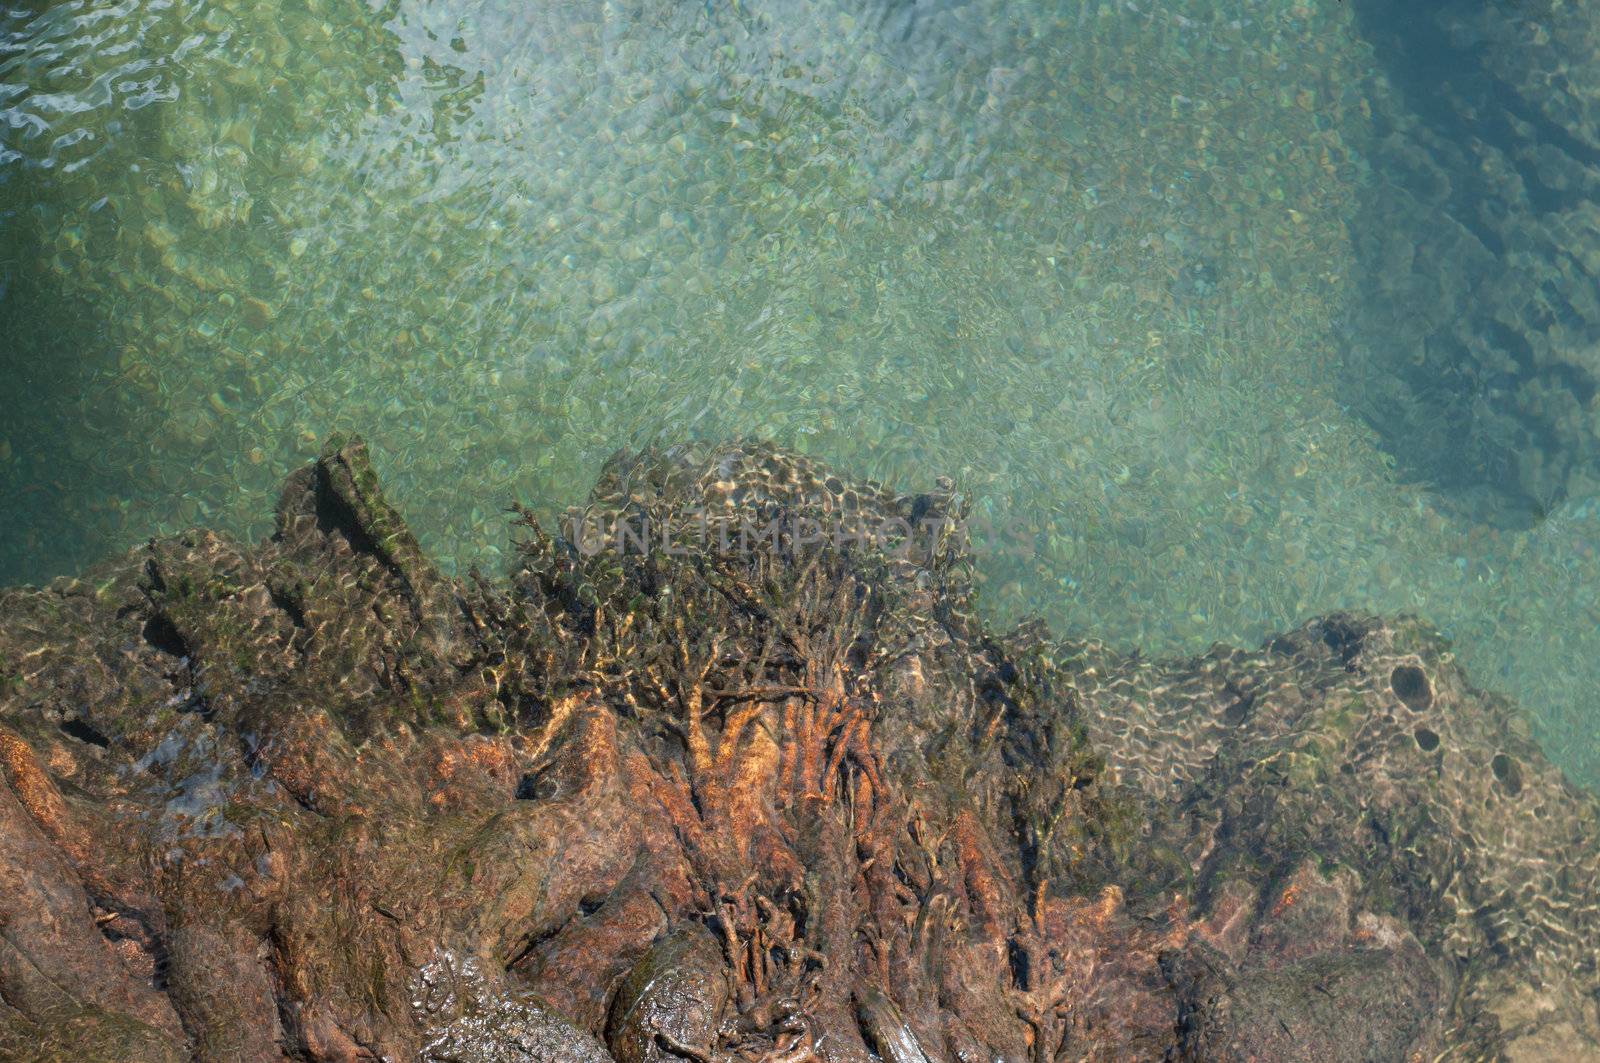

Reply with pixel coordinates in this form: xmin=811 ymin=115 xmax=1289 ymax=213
xmin=0 ymin=437 xmax=1595 ymax=1061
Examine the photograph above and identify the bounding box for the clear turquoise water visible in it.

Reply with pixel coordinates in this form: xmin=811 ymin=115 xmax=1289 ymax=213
xmin=3 ymin=0 xmax=1598 ymax=787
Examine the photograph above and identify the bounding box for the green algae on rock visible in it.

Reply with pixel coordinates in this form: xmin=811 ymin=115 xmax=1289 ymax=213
xmin=0 ymin=437 xmax=1596 ymax=1061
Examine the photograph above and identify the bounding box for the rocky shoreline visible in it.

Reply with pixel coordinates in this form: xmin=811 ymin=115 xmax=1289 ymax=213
xmin=1 ymin=438 xmax=1596 ymax=1061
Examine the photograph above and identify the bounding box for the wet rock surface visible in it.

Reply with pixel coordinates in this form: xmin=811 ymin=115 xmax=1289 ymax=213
xmin=1 ymin=436 xmax=1596 ymax=1060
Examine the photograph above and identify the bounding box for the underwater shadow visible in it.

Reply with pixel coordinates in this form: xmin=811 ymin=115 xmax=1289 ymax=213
xmin=1343 ymin=0 xmax=1600 ymax=527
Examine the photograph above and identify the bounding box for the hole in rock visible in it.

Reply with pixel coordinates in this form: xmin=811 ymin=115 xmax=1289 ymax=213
xmin=60 ymin=717 xmax=111 ymax=748
xmin=1390 ymin=664 xmax=1432 ymax=709
xmin=141 ymin=615 xmax=189 ymax=659
xmin=1491 ymin=753 xmax=1523 ymax=796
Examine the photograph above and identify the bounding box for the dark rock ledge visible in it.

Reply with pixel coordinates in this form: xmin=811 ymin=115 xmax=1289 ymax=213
xmin=1 ymin=437 xmax=1596 ymax=1061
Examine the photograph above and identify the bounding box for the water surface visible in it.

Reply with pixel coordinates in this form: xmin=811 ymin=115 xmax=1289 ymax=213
xmin=3 ymin=0 xmax=1598 ymax=786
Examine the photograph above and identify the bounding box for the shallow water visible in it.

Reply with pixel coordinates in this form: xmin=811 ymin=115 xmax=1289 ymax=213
xmin=3 ymin=0 xmax=1598 ymax=787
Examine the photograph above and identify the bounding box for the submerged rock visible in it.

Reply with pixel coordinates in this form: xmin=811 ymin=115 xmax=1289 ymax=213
xmin=413 ymin=951 xmax=615 ymax=1063
xmin=0 ymin=436 xmax=1595 ymax=1060
xmin=604 ymin=924 xmax=729 ymax=1063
